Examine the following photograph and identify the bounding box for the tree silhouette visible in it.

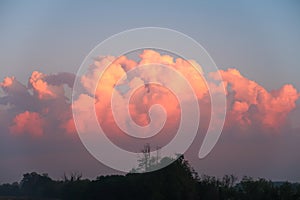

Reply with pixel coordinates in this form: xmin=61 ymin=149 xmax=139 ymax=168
xmin=20 ymin=172 xmax=57 ymax=198
xmin=1 ymin=157 xmax=300 ymax=200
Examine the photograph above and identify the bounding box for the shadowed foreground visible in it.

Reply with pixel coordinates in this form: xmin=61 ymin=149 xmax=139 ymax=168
xmin=1 ymin=156 xmax=300 ymax=200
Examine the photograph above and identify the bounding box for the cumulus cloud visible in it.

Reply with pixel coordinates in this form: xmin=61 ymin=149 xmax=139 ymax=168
xmin=75 ymin=50 xmax=204 ymax=140
xmin=1 ymin=77 xmax=15 ymax=88
xmin=210 ymin=68 xmax=300 ymax=129
xmin=1 ymin=50 xmax=299 ymax=183
xmin=10 ymin=111 xmax=45 ymax=137
xmin=29 ymin=71 xmax=65 ymax=100
xmin=76 ymin=50 xmax=299 ymax=138
xmin=0 ymin=71 xmax=75 ymax=137
xmin=1 ymin=50 xmax=299 ymax=141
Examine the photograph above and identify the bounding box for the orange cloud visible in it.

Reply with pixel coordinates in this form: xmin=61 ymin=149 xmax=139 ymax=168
xmin=212 ymin=68 xmax=300 ymax=128
xmin=128 ymin=84 xmax=180 ymax=130
xmin=2 ymin=50 xmax=299 ymax=140
xmin=61 ymin=118 xmax=76 ymax=135
xmin=82 ymin=50 xmax=203 ymax=137
xmin=29 ymin=71 xmax=66 ymax=100
xmin=10 ymin=111 xmax=45 ymax=137
xmin=0 ymin=72 xmax=75 ymax=137
xmin=139 ymin=49 xmax=174 ymax=65
xmin=1 ymin=77 xmax=15 ymax=88
xmin=72 ymin=50 xmax=300 ymax=142
xmin=29 ymin=71 xmax=56 ymax=99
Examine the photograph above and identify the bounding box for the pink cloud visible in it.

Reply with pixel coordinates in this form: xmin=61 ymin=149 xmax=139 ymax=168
xmin=212 ymin=68 xmax=300 ymax=129
xmin=1 ymin=50 xmax=299 ymax=140
xmin=10 ymin=111 xmax=45 ymax=137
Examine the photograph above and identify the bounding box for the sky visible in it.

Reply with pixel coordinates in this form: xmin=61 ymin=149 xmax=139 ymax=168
xmin=0 ymin=0 xmax=300 ymax=183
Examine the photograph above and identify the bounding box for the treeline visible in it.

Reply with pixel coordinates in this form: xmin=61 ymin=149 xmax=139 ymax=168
xmin=1 ymin=156 xmax=300 ymax=200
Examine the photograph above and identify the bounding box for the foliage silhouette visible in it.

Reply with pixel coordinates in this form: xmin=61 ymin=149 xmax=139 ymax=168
xmin=0 ymin=156 xmax=300 ymax=200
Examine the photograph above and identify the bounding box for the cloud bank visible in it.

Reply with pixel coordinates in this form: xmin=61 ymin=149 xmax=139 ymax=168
xmin=1 ymin=50 xmax=299 ymax=141
xmin=1 ymin=49 xmax=300 ymax=183
xmin=0 ymin=71 xmax=75 ymax=137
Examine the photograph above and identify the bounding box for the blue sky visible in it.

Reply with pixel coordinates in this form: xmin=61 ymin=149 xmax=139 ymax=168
xmin=0 ymin=0 xmax=299 ymax=89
